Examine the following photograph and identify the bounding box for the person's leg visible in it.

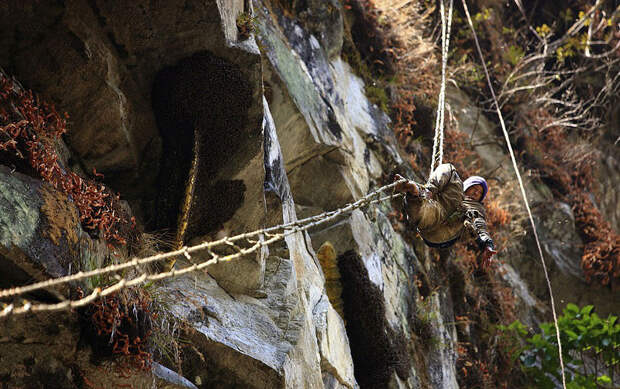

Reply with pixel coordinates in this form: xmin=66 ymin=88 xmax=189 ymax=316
xmin=405 ymin=196 xmax=445 ymax=231
xmin=394 ymin=172 xmax=447 ymax=232
xmin=427 ymin=164 xmax=464 ymax=215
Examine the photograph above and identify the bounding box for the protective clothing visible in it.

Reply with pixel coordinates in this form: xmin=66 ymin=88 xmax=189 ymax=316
xmin=402 ymin=163 xmax=494 ymax=250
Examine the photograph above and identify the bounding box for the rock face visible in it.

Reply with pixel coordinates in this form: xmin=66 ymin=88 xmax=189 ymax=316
xmin=0 ymin=165 xmax=110 ymax=294
xmin=448 ymin=85 xmax=620 ymax=318
xmin=0 ymin=308 xmax=197 ymax=388
xmin=0 ymin=0 xmax=260 ymax=209
xmin=0 ymin=167 xmax=194 ymax=388
xmin=0 ymin=1 xmax=618 ymax=389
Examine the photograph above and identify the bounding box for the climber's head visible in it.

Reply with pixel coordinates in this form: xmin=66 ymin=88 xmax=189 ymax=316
xmin=463 ymin=176 xmax=488 ymax=202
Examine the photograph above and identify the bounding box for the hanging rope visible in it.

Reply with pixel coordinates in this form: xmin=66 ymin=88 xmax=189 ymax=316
xmin=430 ymin=0 xmax=454 ymax=177
xmin=459 ymin=1 xmax=567 ymax=387
xmin=0 ymin=180 xmax=406 ymax=317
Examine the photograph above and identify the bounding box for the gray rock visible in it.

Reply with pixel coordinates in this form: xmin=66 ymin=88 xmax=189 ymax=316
xmin=537 ymin=201 xmax=584 ymax=280
xmin=424 ymin=291 xmax=458 ymax=389
xmin=313 ymin=295 xmax=358 ymax=389
xmin=258 ymin=0 xmax=398 ymax=211
xmin=0 ymin=0 xmax=263 ymax=205
xmin=297 ymin=0 xmax=344 ymax=59
xmin=0 ymin=310 xmax=193 ymax=388
xmin=160 ymin=256 xmax=300 ymax=388
xmin=0 ymin=165 xmax=110 ymax=295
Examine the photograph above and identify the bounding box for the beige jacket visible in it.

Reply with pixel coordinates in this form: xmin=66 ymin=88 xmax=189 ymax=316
xmin=404 ymin=163 xmax=492 ymax=247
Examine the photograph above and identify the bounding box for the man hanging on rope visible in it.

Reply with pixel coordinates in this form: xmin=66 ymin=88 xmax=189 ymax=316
xmin=394 ymin=163 xmax=497 ymax=267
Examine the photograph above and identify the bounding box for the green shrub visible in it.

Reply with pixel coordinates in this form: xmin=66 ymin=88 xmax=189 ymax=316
xmin=500 ymin=304 xmax=619 ymax=388
xmin=365 ymin=84 xmax=390 ymax=114
xmin=504 ymin=45 xmax=524 ymax=67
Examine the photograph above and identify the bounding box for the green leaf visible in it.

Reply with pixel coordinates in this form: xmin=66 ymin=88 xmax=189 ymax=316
xmin=510 ymin=303 xmax=619 ymax=386
xmin=581 ymin=305 xmax=594 ymax=315
xmin=597 ymin=375 xmax=611 ymax=384
xmin=507 ymin=320 xmax=528 ymax=336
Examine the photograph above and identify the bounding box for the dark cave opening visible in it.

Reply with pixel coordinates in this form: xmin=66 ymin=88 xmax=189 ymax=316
xmin=149 ymin=51 xmax=254 ymax=241
xmin=338 ymin=250 xmax=410 ymax=389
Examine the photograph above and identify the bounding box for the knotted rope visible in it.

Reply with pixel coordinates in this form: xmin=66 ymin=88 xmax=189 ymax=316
xmin=0 ymin=180 xmax=406 ymax=317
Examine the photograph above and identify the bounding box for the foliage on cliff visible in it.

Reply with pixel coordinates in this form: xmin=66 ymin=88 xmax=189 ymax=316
xmin=357 ymin=0 xmax=619 ymax=285
xmin=342 ymin=2 xmax=522 ymax=386
xmin=344 ymin=0 xmax=618 ymax=386
xmin=446 ymin=0 xmax=619 ymax=288
xmin=341 ymin=0 xmax=438 ymax=143
xmin=79 ymin=288 xmax=155 ymax=371
xmin=0 ymin=71 xmax=132 ymax=246
xmin=501 ymin=304 xmax=620 ymax=388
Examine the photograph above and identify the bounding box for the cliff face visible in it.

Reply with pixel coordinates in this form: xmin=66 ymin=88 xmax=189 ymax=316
xmin=0 ymin=1 xmax=617 ymax=388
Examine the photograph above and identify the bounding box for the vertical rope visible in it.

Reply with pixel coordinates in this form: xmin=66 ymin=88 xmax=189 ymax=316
xmin=460 ymin=1 xmax=567 ymax=387
xmin=430 ymin=0 xmax=453 ymax=178
xmin=438 ymin=0 xmax=453 ymax=168
xmin=429 ymin=0 xmax=445 ymax=175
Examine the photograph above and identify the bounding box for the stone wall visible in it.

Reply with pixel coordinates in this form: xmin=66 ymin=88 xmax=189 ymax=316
xmin=0 ymin=1 xmax=617 ymax=388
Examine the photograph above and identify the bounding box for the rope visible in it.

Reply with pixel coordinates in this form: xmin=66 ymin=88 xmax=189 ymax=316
xmin=0 ymin=180 xmax=406 ymax=317
xmin=430 ymin=0 xmax=454 ymax=177
xmin=460 ymin=1 xmax=567 ymax=387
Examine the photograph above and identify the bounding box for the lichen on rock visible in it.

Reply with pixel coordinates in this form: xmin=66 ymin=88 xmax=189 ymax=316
xmin=39 ymin=183 xmax=80 ymax=247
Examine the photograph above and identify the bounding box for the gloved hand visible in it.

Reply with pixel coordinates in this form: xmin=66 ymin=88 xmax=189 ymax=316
xmin=480 ymin=246 xmax=497 ymax=269
xmin=476 ymin=236 xmax=496 ymax=269
xmin=393 ymin=174 xmax=419 ymax=197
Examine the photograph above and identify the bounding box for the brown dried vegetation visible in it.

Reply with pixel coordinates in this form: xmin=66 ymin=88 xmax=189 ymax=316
xmin=451 ymin=0 xmax=620 ymax=288
xmin=79 ymin=288 xmax=154 ymax=371
xmin=341 ymin=0 xmax=437 ymax=149
xmin=0 ymin=71 xmax=131 ymax=246
xmin=523 ymin=111 xmax=619 ymax=287
xmin=352 ymin=1 xmax=521 ymax=385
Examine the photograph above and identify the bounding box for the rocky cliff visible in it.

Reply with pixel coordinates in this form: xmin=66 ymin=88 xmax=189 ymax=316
xmin=0 ymin=1 xmax=617 ymax=388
